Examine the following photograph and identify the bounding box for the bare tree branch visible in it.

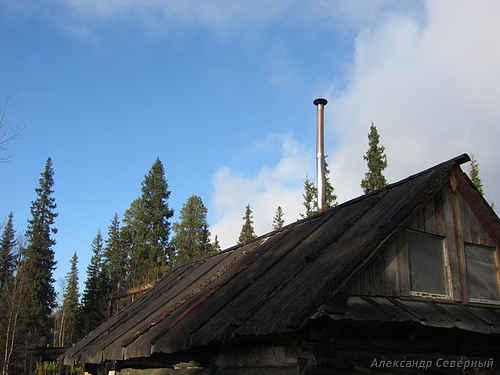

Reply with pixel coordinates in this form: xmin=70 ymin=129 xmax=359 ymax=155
xmin=0 ymin=101 xmax=23 ymax=164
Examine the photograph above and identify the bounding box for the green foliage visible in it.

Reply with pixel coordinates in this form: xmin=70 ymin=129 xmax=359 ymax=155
xmin=58 ymin=252 xmax=80 ymax=346
xmin=103 ymin=213 xmax=127 ymax=293
xmin=0 ymin=219 xmax=27 ymax=375
xmin=213 ymin=235 xmax=221 ymax=252
xmin=171 ymin=195 xmax=215 ymax=266
xmin=323 ymin=157 xmax=338 ymax=208
xmin=0 ymin=251 xmax=31 ymax=375
xmin=272 ymin=206 xmax=285 ymax=230
xmin=469 ymin=154 xmax=484 ymax=195
xmin=301 ymin=156 xmax=337 ymax=218
xmin=361 ymin=123 xmax=388 ymax=194
xmin=81 ymin=230 xmax=110 ymax=336
xmin=41 ymin=361 xmax=84 ymax=375
xmin=0 ymin=212 xmax=16 ymax=292
xmin=123 ymin=158 xmax=174 ymax=286
xmin=301 ymin=175 xmax=316 ymax=218
xmin=238 ymin=204 xmax=256 ymax=244
xmin=23 ymin=157 xmax=58 ymax=345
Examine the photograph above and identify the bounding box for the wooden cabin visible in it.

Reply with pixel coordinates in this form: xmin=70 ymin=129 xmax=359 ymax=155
xmin=62 ymin=154 xmax=500 ymax=374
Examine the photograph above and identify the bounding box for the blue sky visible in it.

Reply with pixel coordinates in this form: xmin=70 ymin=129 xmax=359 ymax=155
xmin=1 ymin=0 xmax=499 ymax=296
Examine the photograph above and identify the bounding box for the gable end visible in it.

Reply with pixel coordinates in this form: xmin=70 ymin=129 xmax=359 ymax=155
xmin=347 ymin=172 xmax=500 ymax=306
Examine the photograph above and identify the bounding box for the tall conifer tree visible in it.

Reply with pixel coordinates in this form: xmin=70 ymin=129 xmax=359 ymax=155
xmin=0 ymin=212 xmax=20 ymax=375
xmin=323 ymin=157 xmax=338 ymax=208
xmin=272 ymin=206 xmax=285 ymax=230
xmin=469 ymin=154 xmax=484 ymax=195
xmin=301 ymin=175 xmax=316 ymax=219
xmin=124 ymin=158 xmax=174 ymax=285
xmin=0 ymin=212 xmax=16 ymax=292
xmin=23 ymin=157 xmax=58 ymax=346
xmin=238 ymin=204 xmax=256 ymax=244
xmin=213 ymin=235 xmax=221 ymax=252
xmin=300 ymin=156 xmax=337 ymax=218
xmin=361 ymin=123 xmax=388 ymax=194
xmin=104 ymin=213 xmax=127 ymax=293
xmin=82 ymin=230 xmax=109 ymax=335
xmin=58 ymin=252 xmax=80 ymax=346
xmin=171 ymin=195 xmax=214 ymax=266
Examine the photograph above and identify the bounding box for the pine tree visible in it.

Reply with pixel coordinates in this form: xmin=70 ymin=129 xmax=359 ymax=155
xmin=171 ymin=195 xmax=214 ymax=266
xmin=469 ymin=154 xmax=484 ymax=195
xmin=58 ymin=252 xmax=80 ymax=346
xmin=238 ymin=204 xmax=256 ymax=244
xmin=103 ymin=213 xmax=127 ymax=293
xmin=0 ymin=212 xmax=16 ymax=292
xmin=23 ymin=157 xmax=58 ymax=346
xmin=124 ymin=158 xmax=174 ymax=286
xmin=272 ymin=206 xmax=285 ymax=230
xmin=361 ymin=123 xmax=388 ymax=194
xmin=82 ymin=230 xmax=109 ymax=335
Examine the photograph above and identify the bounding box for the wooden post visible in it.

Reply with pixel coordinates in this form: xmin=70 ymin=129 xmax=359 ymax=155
xmin=38 ymin=358 xmax=44 ymax=375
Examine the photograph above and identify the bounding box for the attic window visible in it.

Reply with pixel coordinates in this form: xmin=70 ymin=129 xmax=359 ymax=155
xmin=407 ymin=230 xmax=448 ymax=297
xmin=465 ymin=244 xmax=500 ymax=302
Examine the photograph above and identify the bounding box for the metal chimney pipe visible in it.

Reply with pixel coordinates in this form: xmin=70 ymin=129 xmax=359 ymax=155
xmin=313 ymin=98 xmax=328 ymax=212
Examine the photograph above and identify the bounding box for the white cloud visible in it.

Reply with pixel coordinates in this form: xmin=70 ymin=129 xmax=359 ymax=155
xmin=210 ymin=0 xmax=500 ymax=249
xmin=328 ymin=0 xmax=500 ymax=205
xmin=15 ymin=0 xmax=425 ymax=42
xmin=209 ymin=134 xmax=311 ymax=248
xmin=46 ymin=0 xmax=296 ymax=37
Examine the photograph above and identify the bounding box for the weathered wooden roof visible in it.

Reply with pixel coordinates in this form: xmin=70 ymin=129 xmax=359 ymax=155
xmin=63 ymin=153 xmax=500 ymax=366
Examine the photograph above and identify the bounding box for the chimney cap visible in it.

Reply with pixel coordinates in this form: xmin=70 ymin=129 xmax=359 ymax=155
xmin=313 ymin=98 xmax=328 ymax=106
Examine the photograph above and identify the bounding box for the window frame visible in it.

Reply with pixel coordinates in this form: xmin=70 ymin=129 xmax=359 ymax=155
xmin=464 ymin=242 xmax=500 ymax=305
xmin=406 ymin=229 xmax=451 ymax=300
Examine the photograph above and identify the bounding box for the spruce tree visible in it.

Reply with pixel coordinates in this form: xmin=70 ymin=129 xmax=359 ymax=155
xmin=82 ymin=230 xmax=109 ymax=335
xmin=300 ymin=175 xmax=316 ymax=219
xmin=238 ymin=204 xmax=256 ymax=244
xmin=300 ymin=156 xmax=337 ymax=218
xmin=272 ymin=206 xmax=285 ymax=230
xmin=0 ymin=212 xmax=16 ymax=292
xmin=171 ymin=195 xmax=214 ymax=266
xmin=58 ymin=252 xmax=80 ymax=346
xmin=0 ymin=212 xmax=20 ymax=375
xmin=103 ymin=213 xmax=127 ymax=293
xmin=361 ymin=123 xmax=388 ymax=194
xmin=469 ymin=154 xmax=484 ymax=195
xmin=213 ymin=235 xmax=221 ymax=252
xmin=124 ymin=158 xmax=174 ymax=285
xmin=23 ymin=157 xmax=58 ymax=346
xmin=323 ymin=157 xmax=338 ymax=208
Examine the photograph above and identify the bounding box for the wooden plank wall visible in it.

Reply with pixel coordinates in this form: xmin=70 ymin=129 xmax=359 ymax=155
xmin=347 ymin=183 xmax=498 ymax=300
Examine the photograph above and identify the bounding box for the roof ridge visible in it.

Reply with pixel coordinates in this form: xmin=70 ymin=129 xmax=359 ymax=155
xmin=380 ymin=153 xmax=470 ymax=191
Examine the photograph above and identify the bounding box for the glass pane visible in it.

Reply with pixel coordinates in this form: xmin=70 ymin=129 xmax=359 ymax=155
xmin=465 ymin=244 xmax=500 ymax=301
xmin=407 ymin=231 xmax=447 ymax=295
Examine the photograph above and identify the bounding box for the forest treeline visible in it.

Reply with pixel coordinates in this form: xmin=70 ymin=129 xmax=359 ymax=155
xmin=0 ymin=157 xmax=222 ymax=375
xmin=0 ymin=123 xmax=491 ymax=375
